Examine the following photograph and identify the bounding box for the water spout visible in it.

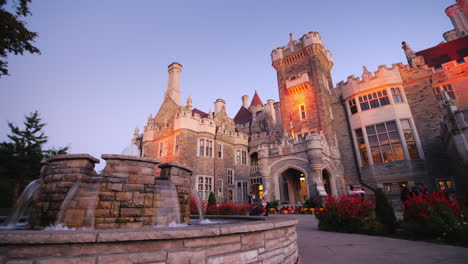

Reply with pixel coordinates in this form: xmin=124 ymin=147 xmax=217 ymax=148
xmin=0 ymin=179 xmax=42 ymax=229
xmin=191 ymin=188 xmax=205 ymax=222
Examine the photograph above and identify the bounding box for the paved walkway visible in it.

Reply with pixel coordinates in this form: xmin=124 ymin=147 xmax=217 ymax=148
xmin=268 ymin=214 xmax=468 ymax=264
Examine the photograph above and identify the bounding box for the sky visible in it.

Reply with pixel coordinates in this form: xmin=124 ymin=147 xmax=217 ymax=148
xmin=0 ymin=0 xmax=456 ymax=170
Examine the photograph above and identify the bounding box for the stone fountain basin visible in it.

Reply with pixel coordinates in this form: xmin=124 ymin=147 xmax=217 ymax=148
xmin=0 ymin=218 xmax=298 ymax=264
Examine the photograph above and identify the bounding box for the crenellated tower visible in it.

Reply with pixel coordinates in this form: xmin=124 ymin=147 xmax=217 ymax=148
xmin=271 ymin=32 xmax=335 ymax=144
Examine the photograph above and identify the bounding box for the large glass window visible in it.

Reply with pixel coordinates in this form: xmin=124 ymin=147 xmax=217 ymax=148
xmin=174 ymin=136 xmax=180 ymax=154
xmin=236 ymin=150 xmax=247 ymax=165
xmin=355 ymin=128 xmax=370 ymax=165
xmin=391 ymin=88 xmax=404 ymax=103
xmin=359 ymin=90 xmax=390 ymax=112
xmin=400 ymin=120 xmax=419 ymax=159
xmin=236 ymin=181 xmax=248 ymax=202
xmin=366 ymin=121 xmax=405 ymax=164
xmin=227 ymin=169 xmax=234 ymax=185
xmin=198 ymin=138 xmax=213 ymax=157
xmin=197 ymin=176 xmax=213 ymax=200
xmin=434 ymin=84 xmax=456 ymax=102
xmin=217 ymin=144 xmax=223 ymax=159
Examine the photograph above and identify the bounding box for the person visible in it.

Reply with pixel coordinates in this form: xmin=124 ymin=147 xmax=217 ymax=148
xmin=248 ymin=192 xmax=254 ymax=204
xmin=400 ymin=185 xmax=409 ymax=209
xmin=261 ymin=196 xmax=268 ymax=216
xmin=348 ymin=185 xmax=355 ymax=197
xmin=418 ymin=183 xmax=428 ymax=195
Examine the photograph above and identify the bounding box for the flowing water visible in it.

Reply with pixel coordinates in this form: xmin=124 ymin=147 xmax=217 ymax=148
xmin=191 ymin=188 xmax=205 ymax=222
xmin=154 ymin=181 xmax=181 ymax=226
xmin=0 ymin=179 xmax=42 ymax=230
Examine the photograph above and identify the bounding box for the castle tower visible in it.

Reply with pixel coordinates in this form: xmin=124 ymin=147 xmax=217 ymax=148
xmin=271 ymin=32 xmax=334 ymax=142
xmin=446 ymin=1 xmax=468 ymax=39
xmin=165 ymin=62 xmax=183 ymax=104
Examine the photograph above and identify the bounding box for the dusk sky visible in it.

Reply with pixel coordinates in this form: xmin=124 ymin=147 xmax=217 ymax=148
xmin=0 ymin=0 xmax=456 ymax=169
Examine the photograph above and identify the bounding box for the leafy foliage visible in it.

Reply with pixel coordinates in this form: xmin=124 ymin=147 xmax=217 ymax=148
xmin=0 ymin=0 xmax=40 ymax=76
xmin=315 ymin=195 xmax=375 ymax=233
xmin=207 ymin=192 xmax=216 ymax=208
xmin=0 ymin=111 xmax=69 ymax=207
xmin=402 ymin=191 xmax=462 ymax=240
xmin=374 ymin=188 xmax=397 ymax=234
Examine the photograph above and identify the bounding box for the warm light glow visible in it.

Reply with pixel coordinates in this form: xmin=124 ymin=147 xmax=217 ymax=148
xmin=259 ymin=185 xmax=263 ymax=191
xmin=300 ymin=176 xmax=305 ymax=182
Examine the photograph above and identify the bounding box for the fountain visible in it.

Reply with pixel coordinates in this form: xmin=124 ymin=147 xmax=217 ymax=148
xmin=0 ymin=154 xmax=299 ymax=263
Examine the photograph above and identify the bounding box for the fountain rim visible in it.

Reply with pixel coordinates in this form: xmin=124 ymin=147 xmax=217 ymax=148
xmin=0 ymin=218 xmax=297 ymax=245
xmin=101 ymin=154 xmax=161 ymax=164
xmin=45 ymin=154 xmax=101 ymax=164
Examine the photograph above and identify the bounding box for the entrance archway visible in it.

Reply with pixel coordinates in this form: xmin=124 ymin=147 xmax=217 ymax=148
xmin=322 ymin=169 xmax=332 ymax=195
xmin=279 ymin=168 xmax=307 ymax=205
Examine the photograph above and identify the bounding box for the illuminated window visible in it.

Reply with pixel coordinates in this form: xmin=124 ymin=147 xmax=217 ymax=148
xmin=384 ymin=183 xmax=392 ymax=192
xmin=366 ymin=121 xmax=405 ymax=164
xmin=349 ymin=99 xmax=358 ymax=114
xmin=400 ymin=119 xmax=419 ymax=159
xmin=217 ymin=179 xmax=223 ymax=196
xmin=391 ymin=88 xmax=404 ymax=103
xmin=227 ymin=189 xmax=233 ymax=201
xmin=358 ymin=90 xmax=390 ymax=111
xmin=434 ymin=84 xmax=455 ymax=102
xmin=300 ymin=105 xmax=306 ymax=120
xmin=437 ymin=179 xmax=453 ymax=191
xmin=355 ymin=128 xmax=370 ymax=165
xmin=197 ymin=176 xmax=213 ymax=200
xmin=227 ymin=169 xmax=234 ymax=185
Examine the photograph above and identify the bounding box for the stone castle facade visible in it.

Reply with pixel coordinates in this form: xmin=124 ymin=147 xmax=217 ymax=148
xmin=132 ymin=0 xmax=468 ymax=204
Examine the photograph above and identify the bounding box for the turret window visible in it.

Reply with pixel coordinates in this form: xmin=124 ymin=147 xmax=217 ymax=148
xmin=299 ymin=105 xmax=306 ymax=119
xmin=358 ymin=90 xmax=390 ymax=111
xmin=401 ymin=120 xmax=419 ymax=159
xmin=349 ymin=99 xmax=358 ymax=114
xmin=434 ymin=84 xmax=455 ymax=102
xmin=198 ymin=138 xmax=213 ymax=157
xmin=366 ymin=121 xmax=405 ymax=164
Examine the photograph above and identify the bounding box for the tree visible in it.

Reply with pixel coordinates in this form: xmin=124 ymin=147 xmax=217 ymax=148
xmin=0 ymin=111 xmax=68 ymax=207
xmin=207 ymin=192 xmax=217 ymax=208
xmin=0 ymin=0 xmax=40 ymax=77
xmin=375 ymin=188 xmax=397 ymax=234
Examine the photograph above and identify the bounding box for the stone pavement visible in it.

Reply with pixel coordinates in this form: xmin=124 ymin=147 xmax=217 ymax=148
xmin=268 ymin=214 xmax=468 ymax=264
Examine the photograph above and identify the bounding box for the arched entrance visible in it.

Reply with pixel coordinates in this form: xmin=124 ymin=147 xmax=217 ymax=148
xmin=279 ymin=168 xmax=307 ymax=205
xmin=322 ymin=169 xmax=332 ymax=195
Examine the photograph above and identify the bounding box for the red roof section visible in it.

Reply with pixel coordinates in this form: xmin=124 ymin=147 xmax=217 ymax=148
xmin=250 ymin=91 xmax=264 ymax=107
xmin=192 ymin=108 xmax=209 ymax=118
xmin=233 ymin=106 xmax=252 ymax=124
xmin=415 ymin=35 xmax=468 ymax=69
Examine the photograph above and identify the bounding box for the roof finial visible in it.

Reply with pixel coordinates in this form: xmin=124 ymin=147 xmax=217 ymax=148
xmin=362 ymin=66 xmax=372 ymax=81
xmin=289 ymin=33 xmax=294 ymax=42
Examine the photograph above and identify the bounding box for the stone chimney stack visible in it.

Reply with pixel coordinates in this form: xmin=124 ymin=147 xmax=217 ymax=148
xmin=446 ymin=2 xmax=468 ymax=39
xmin=242 ymin=95 xmax=249 ymax=108
xmin=166 ymin=62 xmax=183 ymax=105
xmin=214 ymin=99 xmax=226 ymax=117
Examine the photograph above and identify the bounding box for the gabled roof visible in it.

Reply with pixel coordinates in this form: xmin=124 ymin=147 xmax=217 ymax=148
xmin=415 ymin=35 xmax=468 ymax=69
xmin=192 ymin=108 xmax=209 ymax=118
xmin=250 ymin=90 xmax=264 ymax=107
xmin=233 ymin=106 xmax=252 ymax=125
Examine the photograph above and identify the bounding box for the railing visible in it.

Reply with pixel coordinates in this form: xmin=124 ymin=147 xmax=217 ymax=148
xmin=250 ymin=166 xmax=260 ymax=176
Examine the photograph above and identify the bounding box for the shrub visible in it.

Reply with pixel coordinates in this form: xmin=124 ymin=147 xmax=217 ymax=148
xmin=215 ymin=202 xmax=250 ymax=215
xmin=315 ymin=195 xmax=375 ymax=233
xmin=402 ymin=191 xmax=460 ymax=239
xmin=267 ymin=200 xmax=279 ymax=210
xmin=205 ymin=204 xmax=218 ymax=215
xmin=190 ymin=196 xmax=206 ymax=215
xmin=208 ymin=192 xmax=217 ymax=207
xmin=249 ymin=204 xmax=266 ymax=216
xmin=303 ymin=197 xmax=319 ymax=208
xmin=374 ymin=188 xmax=397 ymax=234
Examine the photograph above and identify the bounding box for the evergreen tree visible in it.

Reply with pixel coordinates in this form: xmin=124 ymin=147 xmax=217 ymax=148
xmin=375 ymin=188 xmax=397 ymax=234
xmin=0 ymin=111 xmax=68 ymax=207
xmin=0 ymin=0 xmax=40 ymax=76
xmin=207 ymin=192 xmax=217 ymax=207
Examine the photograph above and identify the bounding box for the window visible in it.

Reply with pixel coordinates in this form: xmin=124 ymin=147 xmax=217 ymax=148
xmin=391 ymin=88 xmax=404 ymax=103
xmin=400 ymin=120 xmax=419 ymax=159
xmin=299 ymin=105 xmax=306 ymax=120
xmin=355 ymin=128 xmax=370 ymax=165
xmin=349 ymin=99 xmax=357 ymax=114
xmin=158 ymin=141 xmax=167 ymax=157
xmin=236 ymin=181 xmax=248 ymax=202
xmin=227 ymin=169 xmax=234 ymax=185
xmin=198 ymin=138 xmax=213 ymax=157
xmin=217 ymin=144 xmax=223 ymax=159
xmin=434 ymin=84 xmax=455 ymax=102
xmin=236 ymin=150 xmax=247 ymax=165
xmin=366 ymin=121 xmax=405 ymax=164
xmin=174 ymin=135 xmax=180 ymax=154
xmin=358 ymin=90 xmax=390 ymax=111
xmin=217 ymin=179 xmax=223 ymax=196
xmin=197 ymin=176 xmax=213 ymax=200
xmin=437 ymin=179 xmax=453 ymax=191
xmin=384 ymin=183 xmax=392 ymax=192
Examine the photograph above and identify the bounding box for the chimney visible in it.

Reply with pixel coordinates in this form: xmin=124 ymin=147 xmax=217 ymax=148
xmin=214 ymin=99 xmax=226 ymax=117
xmin=166 ymin=62 xmax=183 ymax=104
xmin=242 ymin=95 xmax=249 ymax=108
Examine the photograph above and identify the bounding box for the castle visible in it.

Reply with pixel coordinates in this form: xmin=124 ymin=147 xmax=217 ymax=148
xmin=132 ymin=0 xmax=468 ymax=204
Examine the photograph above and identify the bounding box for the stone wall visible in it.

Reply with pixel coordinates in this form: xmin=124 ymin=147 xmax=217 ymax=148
xmin=0 ymin=218 xmax=298 ymax=264
xmin=29 ymin=154 xmax=100 ymax=229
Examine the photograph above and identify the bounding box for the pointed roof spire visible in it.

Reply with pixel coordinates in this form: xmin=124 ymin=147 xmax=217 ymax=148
xmin=250 ymin=90 xmax=264 ymax=107
xmin=362 ymin=66 xmax=372 ymax=81
xmin=289 ymin=33 xmax=294 ymax=42
xmin=147 ymin=114 xmax=153 ymax=122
